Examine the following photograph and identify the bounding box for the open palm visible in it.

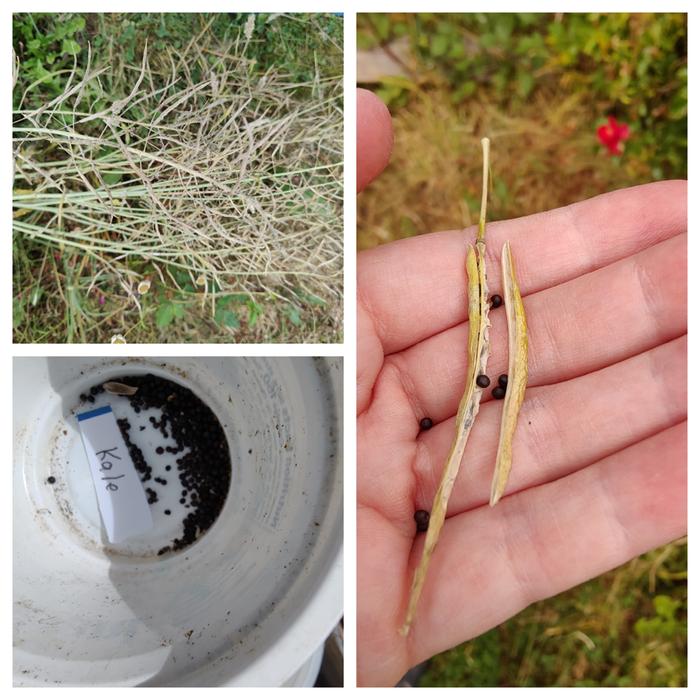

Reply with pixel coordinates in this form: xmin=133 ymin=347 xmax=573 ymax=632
xmin=357 ymin=179 xmax=687 ymax=686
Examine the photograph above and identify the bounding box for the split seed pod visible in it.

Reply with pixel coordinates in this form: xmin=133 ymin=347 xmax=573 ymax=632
xmin=490 ymin=241 xmax=528 ymax=506
xmin=400 ymin=138 xmax=492 ymax=637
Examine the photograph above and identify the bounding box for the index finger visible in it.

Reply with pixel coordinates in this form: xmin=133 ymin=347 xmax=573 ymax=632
xmin=358 ymin=180 xmax=687 ymax=356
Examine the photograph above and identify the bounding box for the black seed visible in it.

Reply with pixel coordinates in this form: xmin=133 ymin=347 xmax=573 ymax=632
xmin=419 ymin=417 xmax=433 ymax=431
xmin=414 ymin=510 xmax=430 ymax=533
xmin=90 ymin=372 xmax=231 ymax=553
xmin=498 ymin=374 xmax=508 ymax=388
xmin=164 ymin=509 xmax=171 ymax=515
xmin=156 ymin=446 xmax=164 ymax=455
xmin=476 ymin=374 xmax=490 ymax=388
xmin=165 ymin=465 xmax=171 ymax=471
xmin=47 ymin=476 xmax=56 ymax=484
xmin=490 ymin=294 xmax=503 ymax=308
xmin=492 ymin=386 xmax=506 ymax=400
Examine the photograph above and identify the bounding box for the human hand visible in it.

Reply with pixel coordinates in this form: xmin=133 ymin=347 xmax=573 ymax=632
xmin=356 ymin=92 xmax=687 ymax=687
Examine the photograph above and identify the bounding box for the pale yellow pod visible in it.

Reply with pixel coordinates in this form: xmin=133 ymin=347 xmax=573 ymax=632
xmin=490 ymin=241 xmax=528 ymax=507
xmin=401 ymin=138 xmax=492 ymax=637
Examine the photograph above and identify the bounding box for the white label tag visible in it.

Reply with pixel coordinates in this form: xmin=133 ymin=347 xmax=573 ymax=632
xmin=77 ymin=405 xmax=153 ymax=543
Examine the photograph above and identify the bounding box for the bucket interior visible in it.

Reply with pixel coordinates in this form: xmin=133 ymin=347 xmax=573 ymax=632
xmin=13 ymin=356 xmax=342 ymax=686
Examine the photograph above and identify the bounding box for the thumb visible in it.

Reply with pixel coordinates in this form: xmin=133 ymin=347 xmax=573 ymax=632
xmin=357 ymin=88 xmax=393 ymax=192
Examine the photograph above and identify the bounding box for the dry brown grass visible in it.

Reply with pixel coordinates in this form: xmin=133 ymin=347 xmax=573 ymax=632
xmin=14 ymin=20 xmax=343 ymax=343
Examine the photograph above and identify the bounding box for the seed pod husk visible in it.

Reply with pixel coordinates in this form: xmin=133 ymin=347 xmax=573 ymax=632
xmin=400 ymin=138 xmax=492 ymax=637
xmin=489 ymin=241 xmax=528 ymax=506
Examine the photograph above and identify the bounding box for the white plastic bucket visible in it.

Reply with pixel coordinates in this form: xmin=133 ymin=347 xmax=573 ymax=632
xmin=13 ymin=356 xmax=342 ymax=686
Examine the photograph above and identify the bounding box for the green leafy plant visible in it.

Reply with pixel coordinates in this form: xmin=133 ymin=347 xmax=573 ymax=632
xmin=13 ymin=13 xmax=86 ymax=105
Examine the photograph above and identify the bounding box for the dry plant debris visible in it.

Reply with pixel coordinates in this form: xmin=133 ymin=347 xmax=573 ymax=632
xmin=13 ymin=34 xmax=343 ymax=321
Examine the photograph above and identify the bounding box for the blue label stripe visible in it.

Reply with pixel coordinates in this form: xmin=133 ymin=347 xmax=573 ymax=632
xmin=77 ymin=405 xmax=113 ymax=422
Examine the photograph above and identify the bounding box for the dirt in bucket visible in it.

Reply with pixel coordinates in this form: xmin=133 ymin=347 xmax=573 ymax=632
xmin=84 ymin=374 xmax=232 ymax=555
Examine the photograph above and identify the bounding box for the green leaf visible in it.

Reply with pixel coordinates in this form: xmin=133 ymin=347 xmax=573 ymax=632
xmin=372 ymin=14 xmax=391 ymax=41
xmin=155 ymin=302 xmax=176 ymax=328
xmin=654 ymin=594 xmax=680 ymax=620
xmin=102 ymin=172 xmax=122 ymax=185
xmin=13 ymin=298 xmax=25 ymax=329
xmin=66 ymin=16 xmax=86 ymax=35
xmin=285 ymin=304 xmax=302 ymax=326
xmin=453 ymin=80 xmax=477 ymax=102
xmin=61 ymin=38 xmax=81 ymax=56
xmin=295 ymin=289 xmax=327 ymax=307
xmin=215 ymin=307 xmax=240 ymax=328
xmin=430 ymin=34 xmax=449 ymax=57
xmin=247 ymin=300 xmax=263 ymax=327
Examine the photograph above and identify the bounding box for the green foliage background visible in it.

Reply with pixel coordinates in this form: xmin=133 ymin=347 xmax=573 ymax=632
xmin=359 ymin=13 xmax=686 ymax=180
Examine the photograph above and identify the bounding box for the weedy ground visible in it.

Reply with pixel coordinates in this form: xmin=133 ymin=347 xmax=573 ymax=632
xmin=418 ymin=539 xmax=687 ymax=687
xmin=13 ymin=13 xmax=343 ymax=343
xmin=358 ymin=12 xmax=686 ymax=687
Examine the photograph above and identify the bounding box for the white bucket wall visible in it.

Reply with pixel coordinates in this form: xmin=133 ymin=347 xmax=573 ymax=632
xmin=13 ymin=357 xmax=342 ymax=686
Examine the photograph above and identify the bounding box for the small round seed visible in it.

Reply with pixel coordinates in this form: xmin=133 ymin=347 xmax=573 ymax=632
xmin=414 ymin=510 xmax=430 ymax=533
xmin=476 ymin=374 xmax=490 ymax=388
xmin=492 ymin=386 xmax=506 ymax=400
xmin=490 ymin=294 xmax=503 ymax=308
xmin=47 ymin=476 xmax=56 ymax=484
xmin=498 ymin=374 xmax=508 ymax=388
xmin=164 ymin=509 xmax=171 ymax=515
xmin=419 ymin=417 xmax=433 ymax=431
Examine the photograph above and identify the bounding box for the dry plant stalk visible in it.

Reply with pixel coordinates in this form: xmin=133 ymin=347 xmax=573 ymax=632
xmin=490 ymin=241 xmax=528 ymax=505
xmin=400 ymin=138 xmax=492 ymax=637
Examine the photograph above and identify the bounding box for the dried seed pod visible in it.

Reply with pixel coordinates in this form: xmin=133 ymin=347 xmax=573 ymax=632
xmin=401 ymin=138 xmax=492 ymax=637
xmin=103 ymin=381 xmax=139 ymax=396
xmin=490 ymin=241 xmax=528 ymax=506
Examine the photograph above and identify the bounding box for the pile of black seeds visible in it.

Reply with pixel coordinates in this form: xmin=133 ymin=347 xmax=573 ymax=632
xmin=86 ymin=373 xmax=231 ymax=555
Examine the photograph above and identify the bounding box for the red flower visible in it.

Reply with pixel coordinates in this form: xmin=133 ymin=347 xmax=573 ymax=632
xmin=597 ymin=116 xmax=630 ymax=156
